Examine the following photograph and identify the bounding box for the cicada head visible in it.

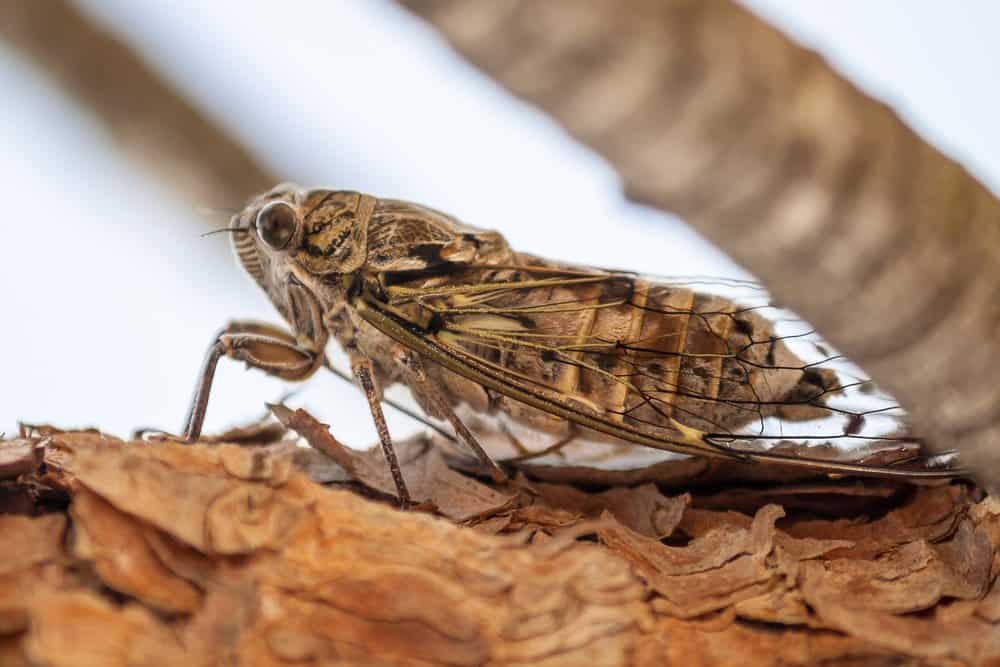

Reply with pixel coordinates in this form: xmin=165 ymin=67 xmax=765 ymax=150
xmin=230 ymin=182 xmax=375 ymax=343
xmin=231 ymin=183 xmax=374 ymax=276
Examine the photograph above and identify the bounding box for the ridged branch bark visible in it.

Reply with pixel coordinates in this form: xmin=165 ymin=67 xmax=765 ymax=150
xmin=397 ymin=0 xmax=1000 ymax=487
xmin=0 ymin=0 xmax=277 ymax=207
xmin=4 ymin=430 xmax=998 ymax=665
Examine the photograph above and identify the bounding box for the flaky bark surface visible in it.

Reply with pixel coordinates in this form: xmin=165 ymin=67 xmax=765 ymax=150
xmin=2 ymin=424 xmax=998 ymax=666
xmin=396 ymin=0 xmax=1000 ymax=489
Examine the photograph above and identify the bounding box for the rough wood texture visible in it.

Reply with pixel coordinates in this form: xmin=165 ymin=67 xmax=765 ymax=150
xmin=396 ymin=0 xmax=1000 ymax=489
xmin=0 ymin=0 xmax=277 ymax=207
xmin=2 ymin=426 xmax=998 ymax=665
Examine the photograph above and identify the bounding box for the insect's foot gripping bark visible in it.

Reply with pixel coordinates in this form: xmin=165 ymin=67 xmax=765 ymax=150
xmin=132 ymin=428 xmax=188 ymax=444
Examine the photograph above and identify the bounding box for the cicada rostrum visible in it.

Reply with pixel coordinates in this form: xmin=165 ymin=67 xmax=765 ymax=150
xmin=184 ymin=183 xmax=959 ymax=503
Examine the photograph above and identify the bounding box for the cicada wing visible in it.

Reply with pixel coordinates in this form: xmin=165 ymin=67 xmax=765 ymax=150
xmin=359 ymin=263 xmax=959 ymax=480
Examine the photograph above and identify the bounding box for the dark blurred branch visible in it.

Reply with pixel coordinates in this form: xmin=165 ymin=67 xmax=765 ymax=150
xmin=399 ymin=0 xmax=1000 ymax=488
xmin=0 ymin=0 xmax=277 ymax=207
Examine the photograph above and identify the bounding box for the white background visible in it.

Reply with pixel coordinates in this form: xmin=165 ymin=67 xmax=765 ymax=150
xmin=2 ymin=1 xmax=999 ymax=447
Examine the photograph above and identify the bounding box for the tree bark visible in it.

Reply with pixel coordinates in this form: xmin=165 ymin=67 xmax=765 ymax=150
xmin=396 ymin=0 xmax=1000 ymax=489
xmin=3 ymin=430 xmax=998 ymax=665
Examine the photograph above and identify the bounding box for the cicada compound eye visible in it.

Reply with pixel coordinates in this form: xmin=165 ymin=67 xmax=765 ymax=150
xmin=255 ymin=201 xmax=300 ymax=250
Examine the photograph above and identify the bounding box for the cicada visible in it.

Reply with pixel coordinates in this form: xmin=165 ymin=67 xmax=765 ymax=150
xmin=184 ymin=183 xmax=958 ymax=503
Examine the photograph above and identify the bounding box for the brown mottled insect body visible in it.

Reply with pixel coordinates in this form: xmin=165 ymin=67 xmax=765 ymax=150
xmin=184 ymin=183 xmax=957 ymax=504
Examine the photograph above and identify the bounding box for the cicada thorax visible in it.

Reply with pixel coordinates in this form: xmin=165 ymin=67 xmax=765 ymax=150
xmin=363 ymin=198 xmax=513 ymax=271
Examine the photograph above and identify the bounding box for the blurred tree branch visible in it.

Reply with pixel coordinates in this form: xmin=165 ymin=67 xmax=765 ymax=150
xmin=398 ymin=0 xmax=1000 ymax=488
xmin=0 ymin=0 xmax=276 ymax=207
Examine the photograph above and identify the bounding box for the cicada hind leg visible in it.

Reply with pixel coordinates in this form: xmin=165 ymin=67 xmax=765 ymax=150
xmin=388 ymin=347 xmax=508 ymax=484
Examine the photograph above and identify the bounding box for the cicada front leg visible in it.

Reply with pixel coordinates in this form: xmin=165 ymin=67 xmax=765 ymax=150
xmin=183 ymin=321 xmax=321 ymax=442
xmin=182 ymin=322 xmax=415 ymax=506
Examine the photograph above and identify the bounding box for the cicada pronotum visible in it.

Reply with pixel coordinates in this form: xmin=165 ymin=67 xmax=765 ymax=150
xmin=184 ymin=183 xmax=959 ymax=503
